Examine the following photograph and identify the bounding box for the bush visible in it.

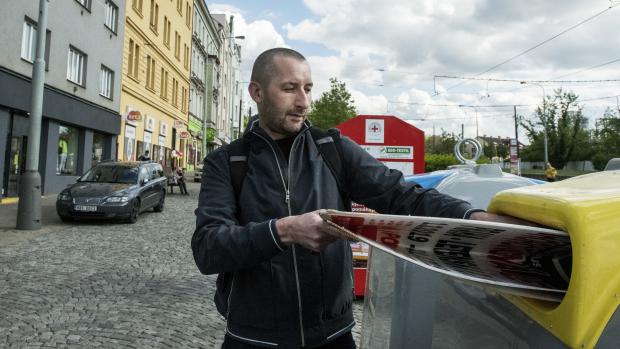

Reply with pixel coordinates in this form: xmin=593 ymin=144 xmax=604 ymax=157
xmin=424 ymin=153 xmax=459 ymax=172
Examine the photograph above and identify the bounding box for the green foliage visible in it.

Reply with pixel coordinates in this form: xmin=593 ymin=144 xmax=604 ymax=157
xmin=591 ymin=107 xmax=620 ymax=170
xmin=308 ymin=78 xmax=357 ymax=129
xmin=424 ymin=153 xmax=460 ymax=172
xmin=425 ymin=130 xmax=459 ymax=154
xmin=520 ymin=89 xmax=593 ymax=168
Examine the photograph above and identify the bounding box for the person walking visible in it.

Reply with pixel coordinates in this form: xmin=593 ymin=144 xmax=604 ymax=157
xmin=192 ymin=48 xmax=528 ymax=349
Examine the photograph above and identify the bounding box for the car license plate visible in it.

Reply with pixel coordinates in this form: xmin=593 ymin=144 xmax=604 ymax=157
xmin=74 ymin=205 xmax=97 ymax=212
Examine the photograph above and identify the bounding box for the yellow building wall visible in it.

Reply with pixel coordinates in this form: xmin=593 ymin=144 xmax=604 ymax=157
xmin=118 ymin=0 xmax=193 ymax=168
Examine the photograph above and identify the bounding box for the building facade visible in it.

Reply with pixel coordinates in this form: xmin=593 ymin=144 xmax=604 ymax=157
xmin=0 ymin=0 xmax=125 ymax=197
xmin=189 ymin=0 xmax=218 ymax=168
xmin=118 ymin=0 xmax=192 ymax=170
xmin=211 ymin=14 xmax=242 ymax=147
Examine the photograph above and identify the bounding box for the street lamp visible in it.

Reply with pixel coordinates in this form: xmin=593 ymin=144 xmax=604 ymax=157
xmin=521 ymin=81 xmax=548 ymax=165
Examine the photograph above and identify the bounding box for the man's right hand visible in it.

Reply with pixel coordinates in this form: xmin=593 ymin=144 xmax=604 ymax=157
xmin=276 ymin=211 xmax=339 ymax=251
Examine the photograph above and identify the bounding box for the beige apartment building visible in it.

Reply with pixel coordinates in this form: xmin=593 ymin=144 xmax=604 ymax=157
xmin=118 ymin=0 xmax=193 ymax=169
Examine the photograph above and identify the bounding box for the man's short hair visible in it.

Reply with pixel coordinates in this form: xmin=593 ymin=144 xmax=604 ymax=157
xmin=251 ymin=48 xmax=307 ymax=86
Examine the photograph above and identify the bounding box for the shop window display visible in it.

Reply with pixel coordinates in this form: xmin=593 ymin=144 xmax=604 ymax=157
xmin=92 ymin=132 xmax=105 ymax=167
xmin=57 ymin=125 xmax=78 ymax=175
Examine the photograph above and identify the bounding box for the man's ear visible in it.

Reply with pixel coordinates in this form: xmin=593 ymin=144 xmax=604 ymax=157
xmin=248 ymin=81 xmax=263 ymax=104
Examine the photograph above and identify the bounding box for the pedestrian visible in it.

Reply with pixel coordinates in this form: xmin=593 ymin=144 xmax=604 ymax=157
xmin=545 ymin=162 xmax=557 ymax=182
xmin=192 ymin=48 xmax=527 ymax=349
xmin=138 ymin=150 xmax=151 ymax=161
xmin=175 ymin=167 xmax=188 ymax=195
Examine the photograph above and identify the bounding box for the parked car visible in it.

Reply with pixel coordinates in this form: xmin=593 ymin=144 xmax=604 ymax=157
xmin=194 ymin=164 xmax=203 ymax=182
xmin=56 ymin=161 xmax=167 ymax=223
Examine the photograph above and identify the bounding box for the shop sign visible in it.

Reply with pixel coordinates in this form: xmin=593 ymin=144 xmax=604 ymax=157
xmin=145 ymin=116 xmax=155 ymax=131
xmin=174 ymin=120 xmax=185 ymax=129
xmin=127 ymin=110 xmax=142 ymax=122
xmin=125 ymin=124 xmax=136 ymax=139
xmin=179 ymin=131 xmax=190 ymax=139
xmin=362 ymin=145 xmax=413 ymax=160
xmin=160 ymin=122 xmax=168 ymax=136
xmin=206 ymin=127 xmax=217 ymax=142
xmin=365 ymin=119 xmax=385 ymax=144
xmin=144 ymin=131 xmax=152 ymax=144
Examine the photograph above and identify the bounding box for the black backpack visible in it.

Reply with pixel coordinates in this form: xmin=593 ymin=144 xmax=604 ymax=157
xmin=227 ymin=128 xmax=350 ymax=210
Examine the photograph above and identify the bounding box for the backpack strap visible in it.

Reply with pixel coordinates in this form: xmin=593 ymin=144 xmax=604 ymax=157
xmin=309 ymin=127 xmax=351 ymax=211
xmin=228 ymin=128 xmax=350 ymax=211
xmin=227 ymin=137 xmax=250 ymax=206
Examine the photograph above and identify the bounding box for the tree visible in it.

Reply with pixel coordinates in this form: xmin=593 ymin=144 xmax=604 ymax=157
xmin=308 ymin=78 xmax=357 ymax=129
xmin=592 ymin=107 xmax=620 ymax=170
xmin=520 ymin=89 xmax=593 ymax=169
xmin=425 ymin=130 xmax=458 ymax=154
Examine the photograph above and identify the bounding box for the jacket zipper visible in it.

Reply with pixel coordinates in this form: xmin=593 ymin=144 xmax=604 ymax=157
xmin=252 ymin=130 xmax=307 ymax=347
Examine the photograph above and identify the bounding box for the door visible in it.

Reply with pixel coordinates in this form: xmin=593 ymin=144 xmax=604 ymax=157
xmin=6 ymin=136 xmax=27 ymax=197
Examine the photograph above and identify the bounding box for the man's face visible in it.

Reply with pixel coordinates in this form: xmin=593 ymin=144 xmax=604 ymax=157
xmin=252 ymin=56 xmax=313 ymax=140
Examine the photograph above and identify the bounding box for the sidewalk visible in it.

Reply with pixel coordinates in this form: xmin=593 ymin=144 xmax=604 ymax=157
xmin=0 ymin=194 xmax=66 ymax=246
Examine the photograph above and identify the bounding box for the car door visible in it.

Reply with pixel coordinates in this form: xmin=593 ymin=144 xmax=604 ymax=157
xmin=138 ymin=166 xmax=155 ymax=208
xmin=149 ymin=164 xmax=164 ymax=203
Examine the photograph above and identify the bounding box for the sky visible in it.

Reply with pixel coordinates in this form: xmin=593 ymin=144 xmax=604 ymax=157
xmin=209 ymin=0 xmax=620 ymax=142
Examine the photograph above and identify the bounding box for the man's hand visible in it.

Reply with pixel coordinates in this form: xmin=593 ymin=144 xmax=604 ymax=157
xmin=276 ymin=211 xmax=339 ymax=251
xmin=469 ymin=211 xmax=540 ymax=227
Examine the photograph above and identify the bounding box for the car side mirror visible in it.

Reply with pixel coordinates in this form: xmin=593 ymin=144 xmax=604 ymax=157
xmin=141 ymin=178 xmax=149 ymax=186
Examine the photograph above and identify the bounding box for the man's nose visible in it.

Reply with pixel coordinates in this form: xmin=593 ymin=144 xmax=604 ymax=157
xmin=295 ymin=89 xmax=311 ymax=110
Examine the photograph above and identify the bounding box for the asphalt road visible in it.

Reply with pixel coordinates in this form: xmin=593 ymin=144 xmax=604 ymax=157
xmin=0 ymin=182 xmax=363 ymax=348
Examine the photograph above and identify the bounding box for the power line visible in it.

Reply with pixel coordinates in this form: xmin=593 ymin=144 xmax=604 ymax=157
xmin=552 ymin=57 xmax=620 ymax=79
xmin=435 ymin=75 xmax=620 ymax=85
xmin=435 ymin=3 xmax=620 ymax=95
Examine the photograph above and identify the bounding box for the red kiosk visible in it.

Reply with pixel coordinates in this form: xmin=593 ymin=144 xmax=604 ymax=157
xmin=335 ymin=115 xmax=425 ymax=296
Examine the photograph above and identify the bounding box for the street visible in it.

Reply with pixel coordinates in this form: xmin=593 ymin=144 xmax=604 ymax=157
xmin=0 ymin=182 xmax=363 ymax=348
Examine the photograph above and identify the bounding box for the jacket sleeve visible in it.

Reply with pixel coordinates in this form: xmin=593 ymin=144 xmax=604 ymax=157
xmin=192 ymin=148 xmax=287 ymax=275
xmin=339 ymin=136 xmax=475 ymax=219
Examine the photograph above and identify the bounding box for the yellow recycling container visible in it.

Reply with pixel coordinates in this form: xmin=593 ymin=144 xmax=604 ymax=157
xmin=488 ymin=170 xmax=620 ymax=349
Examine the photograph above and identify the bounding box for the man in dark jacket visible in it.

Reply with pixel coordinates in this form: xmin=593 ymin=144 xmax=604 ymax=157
xmin=193 ymin=48 xmax=521 ymax=349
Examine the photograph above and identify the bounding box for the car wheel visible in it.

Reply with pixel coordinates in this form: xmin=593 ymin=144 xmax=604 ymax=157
xmin=153 ymin=191 xmax=165 ymax=212
xmin=126 ymin=199 xmax=140 ymax=224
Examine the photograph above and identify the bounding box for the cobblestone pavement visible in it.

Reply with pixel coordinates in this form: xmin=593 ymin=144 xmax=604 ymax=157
xmin=1 ymin=182 xmax=363 ymax=348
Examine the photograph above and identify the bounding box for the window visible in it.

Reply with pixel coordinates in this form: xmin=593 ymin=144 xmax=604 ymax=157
xmin=174 ymin=32 xmax=180 ymax=59
xmin=104 ymin=0 xmax=119 ymax=33
xmin=160 ymin=68 xmax=168 ymax=99
xmin=163 ymin=17 xmax=171 ymax=47
xmin=99 ymin=65 xmax=114 ymax=99
xmin=149 ymin=0 xmax=159 ymax=32
xmin=57 ymin=125 xmax=79 ymax=175
xmin=127 ymin=39 xmax=140 ymax=79
xmin=145 ymin=55 xmax=155 ymax=90
xmin=92 ymin=133 xmax=106 ymax=167
xmin=172 ymin=78 xmax=178 ymax=106
xmin=21 ymin=20 xmax=36 ymax=62
xmin=185 ymin=2 xmax=191 ymax=27
xmin=176 ymin=0 xmax=183 ymax=14
xmin=75 ymin=0 xmax=91 ymax=11
xmin=183 ymin=44 xmax=189 ymax=69
xmin=132 ymin=0 xmax=143 ymax=14
xmin=67 ymin=46 xmax=87 ymax=86
xmin=181 ymin=86 xmax=187 ymax=112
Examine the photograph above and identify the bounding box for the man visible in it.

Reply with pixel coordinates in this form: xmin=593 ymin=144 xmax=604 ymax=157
xmin=193 ymin=48 xmax=523 ymax=349
xmin=138 ymin=150 xmax=151 ymax=161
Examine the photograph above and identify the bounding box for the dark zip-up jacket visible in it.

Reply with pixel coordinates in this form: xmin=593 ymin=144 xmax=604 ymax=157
xmin=192 ymin=121 xmax=475 ymax=348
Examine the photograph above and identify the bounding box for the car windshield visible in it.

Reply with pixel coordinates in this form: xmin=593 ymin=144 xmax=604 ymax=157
xmin=80 ymin=166 xmax=139 ymax=184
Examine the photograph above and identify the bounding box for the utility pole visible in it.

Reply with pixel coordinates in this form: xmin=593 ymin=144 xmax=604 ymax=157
xmin=514 ymin=105 xmax=519 ymax=158
xmin=461 ymin=123 xmax=464 ymax=139
xmin=17 ymin=0 xmax=49 ymax=230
